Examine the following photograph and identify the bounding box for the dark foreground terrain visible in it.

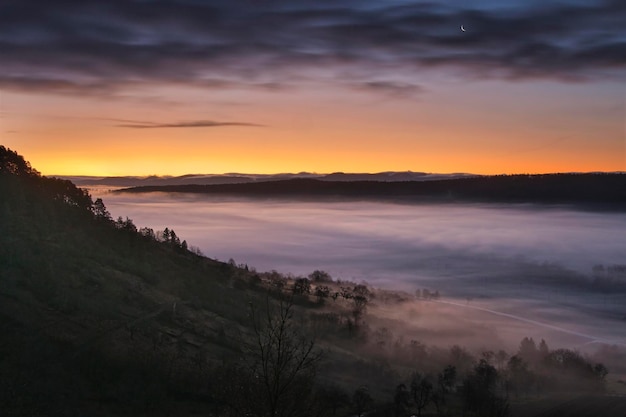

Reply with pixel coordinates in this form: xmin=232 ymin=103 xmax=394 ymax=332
xmin=1 ymin=145 xmax=623 ymax=416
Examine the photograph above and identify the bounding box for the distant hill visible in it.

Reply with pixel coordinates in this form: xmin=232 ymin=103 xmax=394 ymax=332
xmin=60 ymin=171 xmax=476 ymax=187
xmin=118 ymin=173 xmax=626 ymax=207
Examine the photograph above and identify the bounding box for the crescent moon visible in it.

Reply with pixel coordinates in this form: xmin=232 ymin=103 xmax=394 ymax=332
xmin=461 ymin=25 xmax=466 ymax=32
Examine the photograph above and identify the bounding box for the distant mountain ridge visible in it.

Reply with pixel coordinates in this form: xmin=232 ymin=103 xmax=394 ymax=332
xmin=117 ymin=173 xmax=626 ymax=207
xmin=59 ymin=171 xmax=478 ymax=187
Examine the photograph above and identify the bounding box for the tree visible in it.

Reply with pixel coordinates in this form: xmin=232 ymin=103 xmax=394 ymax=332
xmin=248 ymin=295 xmax=324 ymax=417
xmin=293 ymin=278 xmax=311 ymax=295
xmin=410 ymin=372 xmax=433 ymax=417
xmin=352 ymin=386 xmax=373 ymax=417
xmin=308 ymin=270 xmax=332 ymax=283
xmin=506 ymin=355 xmax=532 ymax=398
xmin=314 ymin=285 xmax=330 ymax=303
xmin=518 ymin=337 xmax=538 ymax=364
xmin=169 ymin=229 xmax=180 ymax=246
xmin=0 ymin=146 xmax=39 ymax=177
xmin=394 ymin=383 xmax=410 ymax=417
xmin=350 ymin=284 xmax=370 ymax=327
xmin=463 ymin=359 xmax=509 ymax=417
xmin=115 ymin=216 xmax=137 ymax=232
xmin=92 ymin=198 xmax=111 ymax=221
xmin=538 ymin=339 xmax=549 ymax=360
xmin=594 ymin=363 xmax=608 ymax=383
xmin=544 ymin=348 xmax=608 ymax=392
xmin=434 ymin=365 xmax=456 ymax=408
xmin=139 ymin=227 xmax=156 ymax=240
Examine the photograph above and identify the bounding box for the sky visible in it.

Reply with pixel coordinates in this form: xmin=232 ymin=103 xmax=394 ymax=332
xmin=0 ymin=0 xmax=624 ymax=176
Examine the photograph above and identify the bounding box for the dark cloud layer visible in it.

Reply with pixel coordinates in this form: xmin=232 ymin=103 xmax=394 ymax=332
xmin=116 ymin=119 xmax=263 ymax=129
xmin=1 ymin=0 xmax=624 ymax=96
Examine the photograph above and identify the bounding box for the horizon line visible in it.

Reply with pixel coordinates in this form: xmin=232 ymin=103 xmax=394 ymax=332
xmin=50 ymin=170 xmax=625 ymax=179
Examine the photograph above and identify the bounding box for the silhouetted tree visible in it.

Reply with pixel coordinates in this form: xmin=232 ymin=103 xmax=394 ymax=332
xmin=139 ymin=227 xmax=156 ymax=240
xmin=518 ymin=337 xmax=538 ymax=364
xmin=314 ymin=285 xmax=330 ymax=303
xmin=308 ymin=270 xmax=332 ymax=283
xmin=0 ymin=146 xmax=39 ymax=177
xmin=538 ymin=339 xmax=549 ymax=360
xmin=293 ymin=278 xmax=311 ymax=295
xmin=394 ymin=383 xmax=410 ymax=417
xmin=410 ymin=372 xmax=433 ymax=417
xmin=352 ymin=386 xmax=373 ymax=417
xmin=463 ymin=359 xmax=509 ymax=417
xmin=544 ymin=348 xmax=608 ymax=392
xmin=115 ymin=216 xmax=137 ymax=232
xmin=92 ymin=198 xmax=111 ymax=221
xmin=248 ymin=295 xmax=323 ymax=417
xmin=594 ymin=363 xmax=608 ymax=381
xmin=433 ymin=365 xmax=456 ymax=412
xmin=350 ymin=284 xmax=370 ymax=327
xmin=169 ymin=229 xmax=180 ymax=246
xmin=506 ymin=355 xmax=532 ymax=398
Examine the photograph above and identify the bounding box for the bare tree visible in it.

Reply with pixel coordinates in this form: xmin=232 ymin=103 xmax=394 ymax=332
xmin=410 ymin=372 xmax=433 ymax=417
xmin=248 ymin=295 xmax=324 ymax=417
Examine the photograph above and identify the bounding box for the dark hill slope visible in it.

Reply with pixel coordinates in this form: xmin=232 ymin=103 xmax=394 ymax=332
xmin=119 ymin=173 xmax=626 ymax=207
xmin=0 ymin=147 xmax=268 ymax=415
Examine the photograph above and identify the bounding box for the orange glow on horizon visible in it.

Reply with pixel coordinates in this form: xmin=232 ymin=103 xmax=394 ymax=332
xmin=13 ymin=130 xmax=624 ymax=177
xmin=2 ymin=80 xmax=624 ymax=177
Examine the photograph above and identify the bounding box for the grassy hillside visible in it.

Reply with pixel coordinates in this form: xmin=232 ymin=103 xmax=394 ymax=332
xmin=0 ymin=146 xmax=255 ymax=415
xmin=1 ymin=146 xmax=621 ymax=417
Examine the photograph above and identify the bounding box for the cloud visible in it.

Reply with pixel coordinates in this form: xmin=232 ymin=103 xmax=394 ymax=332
xmin=114 ymin=119 xmax=264 ymax=129
xmin=0 ymin=0 xmax=624 ymax=97
xmin=0 ymin=75 xmax=115 ymax=95
xmin=350 ymin=81 xmax=424 ymax=97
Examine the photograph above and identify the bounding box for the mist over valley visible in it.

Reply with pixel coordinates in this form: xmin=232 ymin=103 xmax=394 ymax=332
xmin=94 ymin=189 xmax=626 ymax=352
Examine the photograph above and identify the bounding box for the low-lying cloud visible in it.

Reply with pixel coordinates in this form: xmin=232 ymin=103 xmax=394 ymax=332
xmin=94 ymin=191 xmax=626 ymax=348
xmin=97 ymin=191 xmax=626 ymax=284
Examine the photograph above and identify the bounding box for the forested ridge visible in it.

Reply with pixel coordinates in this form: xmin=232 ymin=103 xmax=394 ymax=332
xmin=0 ymin=146 xmax=622 ymax=417
xmin=120 ymin=173 xmax=626 ymax=206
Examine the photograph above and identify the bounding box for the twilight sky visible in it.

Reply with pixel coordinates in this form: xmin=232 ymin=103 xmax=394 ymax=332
xmin=0 ymin=0 xmax=624 ymax=175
